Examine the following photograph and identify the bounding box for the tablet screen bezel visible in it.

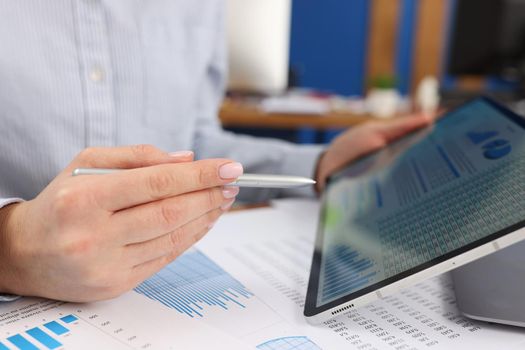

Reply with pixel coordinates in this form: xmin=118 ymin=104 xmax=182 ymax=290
xmin=304 ymin=97 xmax=525 ymax=318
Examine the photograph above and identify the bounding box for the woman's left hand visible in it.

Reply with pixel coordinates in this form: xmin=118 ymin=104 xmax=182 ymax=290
xmin=315 ymin=113 xmax=435 ymax=192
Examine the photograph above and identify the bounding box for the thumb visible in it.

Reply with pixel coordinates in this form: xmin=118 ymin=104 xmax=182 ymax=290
xmin=66 ymin=145 xmax=194 ymax=173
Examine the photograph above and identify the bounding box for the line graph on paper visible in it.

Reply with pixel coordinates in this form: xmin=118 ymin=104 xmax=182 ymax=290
xmin=257 ymin=336 xmax=322 ymax=350
xmin=135 ymin=249 xmax=253 ymax=317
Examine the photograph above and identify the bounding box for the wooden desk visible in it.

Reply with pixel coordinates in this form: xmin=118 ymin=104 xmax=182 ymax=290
xmin=219 ymin=100 xmax=378 ymax=130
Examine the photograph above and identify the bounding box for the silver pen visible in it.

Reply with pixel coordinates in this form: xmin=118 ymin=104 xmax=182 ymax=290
xmin=72 ymin=168 xmax=316 ymax=188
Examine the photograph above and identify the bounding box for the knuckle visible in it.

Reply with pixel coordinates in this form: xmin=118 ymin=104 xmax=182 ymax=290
xmin=147 ymin=171 xmax=173 ymax=198
xmin=76 ymin=147 xmax=98 ymax=161
xmin=197 ymin=166 xmax=216 ymax=186
xmin=169 ymin=229 xmax=184 ymax=249
xmin=60 ymin=236 xmax=94 ymax=257
xmin=158 ymin=204 xmax=181 ymax=230
xmin=206 ymin=188 xmax=219 ymax=209
xmin=52 ymin=186 xmax=80 ymax=216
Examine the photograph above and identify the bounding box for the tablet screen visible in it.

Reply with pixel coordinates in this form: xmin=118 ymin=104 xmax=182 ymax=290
xmin=306 ymin=98 xmax=525 ymax=314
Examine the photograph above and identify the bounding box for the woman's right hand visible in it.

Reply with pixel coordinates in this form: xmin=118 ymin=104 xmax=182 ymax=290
xmin=0 ymin=145 xmax=243 ymax=302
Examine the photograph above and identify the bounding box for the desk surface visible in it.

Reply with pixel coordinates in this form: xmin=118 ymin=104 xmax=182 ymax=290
xmin=219 ymin=100 xmax=381 ymax=130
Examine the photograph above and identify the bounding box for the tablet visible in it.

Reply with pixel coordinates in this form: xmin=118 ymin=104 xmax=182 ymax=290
xmin=304 ymin=97 xmax=525 ymax=323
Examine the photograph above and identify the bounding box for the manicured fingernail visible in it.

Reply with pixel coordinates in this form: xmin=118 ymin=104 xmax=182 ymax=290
xmin=219 ymin=162 xmax=243 ymax=179
xmin=168 ymin=150 xmax=194 ymax=158
xmin=222 ymin=186 xmax=240 ymax=199
xmin=221 ymin=199 xmax=235 ymax=211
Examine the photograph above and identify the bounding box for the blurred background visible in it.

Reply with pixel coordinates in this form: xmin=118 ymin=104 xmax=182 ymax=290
xmin=221 ymin=0 xmax=525 ymax=144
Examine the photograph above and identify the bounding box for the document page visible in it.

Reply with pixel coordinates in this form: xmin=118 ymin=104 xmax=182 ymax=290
xmin=0 ymin=291 xmax=246 ymax=349
xmin=198 ymin=201 xmax=525 ymax=350
xmin=134 ymin=248 xmax=315 ymax=349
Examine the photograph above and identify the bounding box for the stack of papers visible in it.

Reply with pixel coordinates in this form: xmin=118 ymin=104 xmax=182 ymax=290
xmin=1 ymin=199 xmax=524 ymax=349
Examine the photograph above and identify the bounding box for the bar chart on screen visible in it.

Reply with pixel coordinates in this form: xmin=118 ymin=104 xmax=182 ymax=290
xmin=319 ymin=244 xmax=378 ymax=305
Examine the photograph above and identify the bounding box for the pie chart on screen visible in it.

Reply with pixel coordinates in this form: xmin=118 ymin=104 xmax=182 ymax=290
xmin=483 ymin=139 xmax=511 ymax=160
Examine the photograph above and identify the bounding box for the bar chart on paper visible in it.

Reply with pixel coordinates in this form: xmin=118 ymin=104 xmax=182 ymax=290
xmin=135 ymin=249 xmax=253 ymax=317
xmin=0 ymin=310 xmax=131 ymax=350
xmin=0 ymin=315 xmax=85 ymax=350
xmin=135 ymin=249 xmax=321 ymax=349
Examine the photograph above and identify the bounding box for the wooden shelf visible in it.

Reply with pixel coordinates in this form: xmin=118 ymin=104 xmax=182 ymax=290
xmin=219 ymin=101 xmax=379 ymax=130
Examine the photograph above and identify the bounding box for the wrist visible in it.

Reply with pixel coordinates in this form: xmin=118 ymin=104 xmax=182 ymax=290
xmin=0 ymin=202 xmax=26 ymax=295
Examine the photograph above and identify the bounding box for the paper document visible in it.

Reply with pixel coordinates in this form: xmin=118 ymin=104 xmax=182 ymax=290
xmin=197 ymin=200 xmax=525 ymax=349
xmin=2 ymin=198 xmax=524 ymax=349
xmin=134 ymin=248 xmax=318 ymax=348
xmin=0 ymin=291 xmax=246 ymax=349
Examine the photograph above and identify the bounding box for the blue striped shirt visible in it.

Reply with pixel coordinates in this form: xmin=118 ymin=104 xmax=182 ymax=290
xmin=0 ymin=0 xmax=322 ymax=207
xmin=0 ymin=0 xmax=323 ymax=300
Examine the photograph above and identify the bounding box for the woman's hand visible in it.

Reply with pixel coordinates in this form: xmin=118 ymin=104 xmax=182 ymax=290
xmin=0 ymin=145 xmax=243 ymax=302
xmin=316 ymin=113 xmax=434 ymax=191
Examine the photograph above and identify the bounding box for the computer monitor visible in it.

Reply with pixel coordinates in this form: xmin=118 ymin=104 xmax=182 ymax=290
xmin=226 ymin=0 xmax=291 ymax=94
xmin=448 ymin=0 xmax=525 ymax=82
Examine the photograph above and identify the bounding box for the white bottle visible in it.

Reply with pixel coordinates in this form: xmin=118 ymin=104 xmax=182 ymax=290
xmin=415 ymin=76 xmax=440 ymax=115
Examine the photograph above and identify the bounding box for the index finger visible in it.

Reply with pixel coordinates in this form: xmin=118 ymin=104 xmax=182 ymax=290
xmin=94 ymin=159 xmax=243 ymax=211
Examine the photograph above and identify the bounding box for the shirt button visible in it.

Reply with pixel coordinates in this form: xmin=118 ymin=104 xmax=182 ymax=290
xmin=89 ymin=67 xmax=105 ymax=82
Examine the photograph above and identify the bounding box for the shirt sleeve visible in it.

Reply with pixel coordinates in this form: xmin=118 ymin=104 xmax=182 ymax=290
xmin=0 ymin=198 xmax=23 ymax=302
xmin=192 ymin=3 xmax=326 ymax=202
xmin=0 ymin=198 xmax=24 ymax=209
xmin=0 ymin=294 xmax=20 ymax=302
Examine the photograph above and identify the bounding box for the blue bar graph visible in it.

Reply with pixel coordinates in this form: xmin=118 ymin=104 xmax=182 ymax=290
xmin=3 ymin=316 xmax=77 ymax=350
xmin=44 ymin=321 xmax=68 ymax=336
xmin=26 ymin=327 xmax=62 ymax=349
xmin=7 ymin=334 xmax=39 ymax=350
xmin=135 ymin=250 xmax=253 ymax=318
xmin=60 ymin=315 xmax=78 ymax=324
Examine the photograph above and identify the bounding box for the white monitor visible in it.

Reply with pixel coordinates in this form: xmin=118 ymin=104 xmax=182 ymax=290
xmin=226 ymin=0 xmax=291 ymax=94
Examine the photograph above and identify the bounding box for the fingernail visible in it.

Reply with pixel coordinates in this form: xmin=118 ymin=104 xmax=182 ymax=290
xmin=220 ymin=199 xmax=235 ymax=211
xmin=222 ymin=186 xmax=240 ymax=199
xmin=219 ymin=162 xmax=243 ymax=179
xmin=168 ymin=150 xmax=194 ymax=158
